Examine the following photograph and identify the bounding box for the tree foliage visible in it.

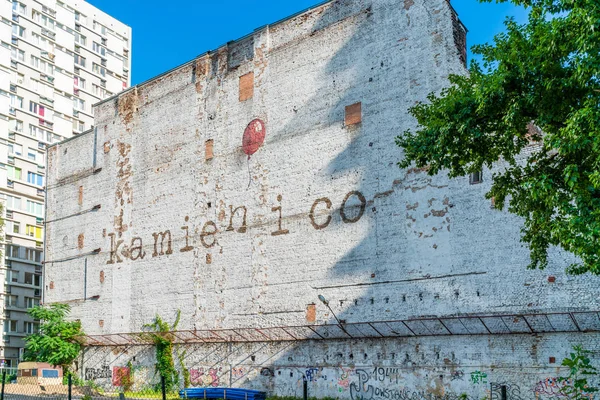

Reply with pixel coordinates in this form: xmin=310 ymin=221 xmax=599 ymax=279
xmin=396 ymin=0 xmax=600 ymax=273
xmin=23 ymin=304 xmax=84 ymax=369
xmin=143 ymin=311 xmax=182 ymax=392
xmin=559 ymin=345 xmax=599 ymax=398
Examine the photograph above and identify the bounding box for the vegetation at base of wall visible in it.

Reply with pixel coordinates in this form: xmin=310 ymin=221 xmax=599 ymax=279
xmin=2 ymin=373 xmax=16 ymax=384
xmin=143 ymin=310 xmax=182 ymax=393
xmin=559 ymin=345 xmax=599 ymax=399
xmin=178 ymin=348 xmax=191 ymax=389
xmin=23 ymin=304 xmax=84 ymax=372
xmin=396 ymin=0 xmax=600 ymax=274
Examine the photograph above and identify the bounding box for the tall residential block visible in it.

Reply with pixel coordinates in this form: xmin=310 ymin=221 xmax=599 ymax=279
xmin=0 ymin=0 xmax=131 ymax=366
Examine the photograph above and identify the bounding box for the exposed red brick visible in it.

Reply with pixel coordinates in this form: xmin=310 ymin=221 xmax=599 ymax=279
xmin=99 ymin=320 xmax=104 ymax=327
xmin=100 ymin=271 xmax=105 ymax=284
xmin=239 ymin=72 xmax=254 ymax=102
xmin=78 ymin=233 xmax=84 ymax=249
xmin=78 ymin=186 xmax=83 ymax=206
xmin=548 ymin=276 xmax=556 ymax=283
xmin=345 ymin=102 xmax=362 ymax=126
xmin=49 ymin=281 xmax=54 ymax=289
xmin=306 ymin=304 xmax=316 ymax=323
xmin=205 ymin=139 xmax=214 ymax=161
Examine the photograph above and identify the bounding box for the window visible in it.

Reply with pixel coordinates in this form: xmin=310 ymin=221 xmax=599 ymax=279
xmin=26 ymin=200 xmax=43 ymax=216
xmin=24 ymin=272 xmax=33 ymax=284
xmin=8 ymin=143 xmax=22 ymax=156
xmin=9 ymin=120 xmax=23 ymax=133
xmin=6 ymin=295 xmax=18 ymax=307
xmin=92 ymin=42 xmax=106 ymax=56
xmin=74 ymin=32 xmax=86 ymax=45
xmin=25 ymin=297 xmax=39 ymax=309
xmin=11 ymin=25 xmax=25 ymax=38
xmin=26 ymin=225 xmax=42 ymax=239
xmin=12 ymin=1 xmax=25 ymax=14
xmin=30 ymin=56 xmax=53 ymax=75
xmin=27 ymin=149 xmax=37 ymax=162
xmin=72 ymin=119 xmax=84 ymax=132
xmin=12 ymin=222 xmax=19 ymax=234
xmin=9 ymin=94 xmax=23 ymax=108
xmin=7 ymin=320 xmax=17 ymax=333
xmin=92 ymin=63 xmax=106 ymax=77
xmin=25 ymin=248 xmax=42 ymax=263
xmin=73 ymin=98 xmax=85 ymax=112
xmin=470 ymin=171 xmax=483 ymax=184
xmin=93 ymin=21 xmax=107 ymax=35
xmin=92 ymin=84 xmax=111 ymax=98
xmin=7 ymin=166 xmax=21 ymax=180
xmin=10 ymin=47 xmax=24 ymax=61
xmin=74 ymin=54 xmax=85 ymax=67
xmin=8 ymin=270 xmax=18 ymax=283
xmin=74 ymin=76 xmax=85 ymax=89
xmin=29 ymin=102 xmax=45 ymax=116
xmin=74 ymin=11 xmax=87 ymax=24
xmin=31 ymin=33 xmax=53 ymax=52
xmin=6 ymin=195 xmax=21 ymax=210
xmin=32 ymin=12 xmax=55 ymax=31
xmin=27 ymin=172 xmax=43 ymax=186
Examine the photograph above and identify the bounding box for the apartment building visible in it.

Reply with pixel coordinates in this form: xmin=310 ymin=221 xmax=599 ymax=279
xmin=0 ymin=0 xmax=131 ymax=366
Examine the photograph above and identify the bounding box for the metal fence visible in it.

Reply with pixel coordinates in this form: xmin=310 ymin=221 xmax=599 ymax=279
xmin=0 ymin=371 xmax=170 ymax=400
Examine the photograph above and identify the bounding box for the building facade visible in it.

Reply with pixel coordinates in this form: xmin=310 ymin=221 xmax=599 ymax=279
xmin=45 ymin=0 xmax=600 ymax=398
xmin=0 ymin=0 xmax=131 ymax=366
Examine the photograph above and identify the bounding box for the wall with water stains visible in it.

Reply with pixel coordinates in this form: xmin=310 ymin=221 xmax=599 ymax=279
xmin=46 ymin=0 xmax=600 ymax=398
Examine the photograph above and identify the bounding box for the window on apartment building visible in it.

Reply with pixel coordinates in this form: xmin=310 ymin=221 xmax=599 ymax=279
xmin=12 ymin=222 xmax=20 ymax=234
xmin=92 ymin=42 xmax=106 ymax=56
xmin=30 ymin=56 xmax=54 ymax=76
xmin=32 ymin=12 xmax=55 ymax=31
xmin=27 ymin=149 xmax=36 ymax=161
xmin=6 ymin=195 xmax=21 ymax=210
xmin=26 ymin=225 xmax=42 ymax=239
xmin=74 ymin=32 xmax=86 ymax=46
xmin=9 ymin=94 xmax=23 ymax=108
xmin=74 ymin=11 xmax=87 ymax=25
xmin=26 ymin=200 xmax=43 ymax=216
xmin=73 ymin=98 xmax=85 ymax=112
xmin=74 ymin=54 xmax=85 ymax=67
xmin=25 ymin=298 xmax=40 ymax=309
xmin=6 ymin=295 xmax=18 ymax=307
xmin=27 ymin=172 xmax=43 ymax=186
xmin=24 ymin=322 xmax=39 ymax=334
xmin=6 ymin=320 xmax=18 ymax=333
xmin=10 ymin=120 xmax=23 ymax=132
xmin=11 ymin=25 xmax=25 ymax=38
xmin=29 ymin=102 xmax=45 ymax=117
xmin=24 ymin=272 xmax=34 ymax=284
xmin=8 ymin=143 xmax=22 ymax=156
xmin=92 ymin=63 xmax=106 ymax=77
xmin=72 ymin=119 xmax=85 ymax=132
xmin=25 ymin=248 xmax=42 ymax=263
xmin=8 ymin=270 xmax=18 ymax=283
xmin=12 ymin=1 xmax=26 ymax=14
xmin=93 ymin=21 xmax=107 ymax=35
xmin=74 ymin=76 xmax=86 ymax=89
xmin=10 ymin=47 xmax=24 ymax=61
xmin=7 ymin=166 xmax=22 ymax=180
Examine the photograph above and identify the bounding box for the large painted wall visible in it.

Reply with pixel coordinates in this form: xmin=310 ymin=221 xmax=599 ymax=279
xmin=45 ymin=0 xmax=600 ymax=398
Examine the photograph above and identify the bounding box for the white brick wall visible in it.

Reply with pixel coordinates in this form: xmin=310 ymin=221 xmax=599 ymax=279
xmin=46 ymin=0 xmax=600 ymax=398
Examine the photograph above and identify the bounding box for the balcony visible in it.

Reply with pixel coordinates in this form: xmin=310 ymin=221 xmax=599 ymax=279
xmin=36 ymin=189 xmax=44 ymax=197
xmin=39 ymin=119 xmax=53 ymax=130
xmin=41 ymin=29 xmax=55 ymax=40
xmin=9 ymin=107 xmax=16 ymax=116
xmin=5 ymin=244 xmax=43 ymax=265
xmin=7 ymin=180 xmax=14 ymax=189
xmin=42 ymin=5 xmax=56 ymax=16
xmin=7 ymin=157 xmax=14 ymax=165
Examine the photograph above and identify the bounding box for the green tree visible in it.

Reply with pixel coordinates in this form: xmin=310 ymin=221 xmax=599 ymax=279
xmin=143 ymin=311 xmax=182 ymax=392
xmin=396 ymin=0 xmax=600 ymax=274
xmin=559 ymin=345 xmax=599 ymax=399
xmin=23 ymin=304 xmax=84 ymax=371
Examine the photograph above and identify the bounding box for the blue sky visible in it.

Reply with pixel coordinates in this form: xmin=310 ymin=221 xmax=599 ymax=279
xmin=86 ymin=0 xmax=528 ymax=85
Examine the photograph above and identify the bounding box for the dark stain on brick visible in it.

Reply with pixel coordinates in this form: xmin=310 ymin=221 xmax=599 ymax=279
xmin=404 ymin=0 xmax=414 ymax=10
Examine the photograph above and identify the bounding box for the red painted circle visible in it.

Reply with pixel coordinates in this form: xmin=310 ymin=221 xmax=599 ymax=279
xmin=242 ymin=119 xmax=266 ymax=156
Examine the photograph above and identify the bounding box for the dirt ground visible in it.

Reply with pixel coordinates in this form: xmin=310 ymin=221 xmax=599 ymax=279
xmin=4 ymin=384 xmax=89 ymax=396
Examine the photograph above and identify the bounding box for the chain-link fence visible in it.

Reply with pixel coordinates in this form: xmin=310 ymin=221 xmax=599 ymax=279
xmin=0 ymin=371 xmax=171 ymax=400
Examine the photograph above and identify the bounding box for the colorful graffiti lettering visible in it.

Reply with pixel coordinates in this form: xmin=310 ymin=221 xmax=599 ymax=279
xmin=533 ymin=377 xmax=594 ymax=399
xmin=190 ymin=367 xmax=221 ymax=387
xmin=232 ymin=368 xmax=244 ymax=378
xmin=305 ymin=368 xmax=320 ymax=382
xmin=112 ymin=367 xmax=131 ymax=387
xmin=338 ymin=368 xmax=353 ymax=392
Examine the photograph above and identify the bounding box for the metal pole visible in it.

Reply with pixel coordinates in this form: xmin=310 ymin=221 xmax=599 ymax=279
xmin=161 ymin=375 xmax=166 ymax=400
xmin=501 ymin=385 xmax=507 ymax=400
xmin=303 ymin=378 xmax=308 ymax=400
xmin=1 ymin=369 xmax=6 ymax=400
xmin=68 ymin=373 xmax=72 ymax=400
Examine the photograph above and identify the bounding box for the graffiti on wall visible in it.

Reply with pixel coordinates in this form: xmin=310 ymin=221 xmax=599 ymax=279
xmin=112 ymin=367 xmax=131 ymax=387
xmin=190 ymin=367 xmax=222 ymax=387
xmin=85 ymin=366 xmax=111 ymax=380
xmin=470 ymin=371 xmax=488 ymax=385
xmin=534 ymin=377 xmax=595 ymax=399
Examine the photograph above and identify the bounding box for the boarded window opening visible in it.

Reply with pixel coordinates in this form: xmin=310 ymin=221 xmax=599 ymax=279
xmin=239 ymin=72 xmax=254 ymax=102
